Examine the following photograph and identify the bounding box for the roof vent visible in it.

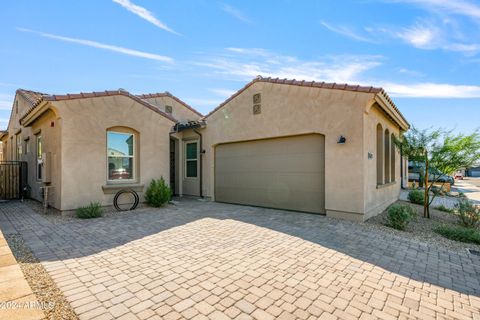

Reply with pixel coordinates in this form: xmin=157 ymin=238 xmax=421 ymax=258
xmin=118 ymin=88 xmax=127 ymax=92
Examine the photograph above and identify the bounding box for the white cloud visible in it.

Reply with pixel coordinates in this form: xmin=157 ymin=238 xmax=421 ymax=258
xmin=0 ymin=94 xmax=13 ymax=110
xmin=184 ymin=98 xmax=224 ymax=107
xmin=395 ymin=23 xmax=438 ymax=48
xmin=394 ymin=0 xmax=480 ymax=19
xmin=196 ymin=47 xmax=480 ymax=99
xmin=370 ymin=21 xmax=480 ymax=54
xmin=381 ymin=82 xmax=480 ymax=98
xmin=320 ymin=21 xmax=374 ymax=42
xmin=112 ymin=0 xmax=179 ymax=35
xmin=209 ymin=88 xmax=236 ymax=98
xmin=222 ymin=4 xmax=251 ymax=23
xmin=17 ymin=28 xmax=173 ymax=63
xmin=398 ymin=68 xmax=425 ymax=77
xmin=0 ymin=118 xmax=9 ymax=129
xmin=195 ymin=48 xmax=382 ymax=83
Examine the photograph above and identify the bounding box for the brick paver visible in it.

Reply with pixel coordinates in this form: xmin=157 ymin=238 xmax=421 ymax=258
xmin=0 ymin=199 xmax=479 ymax=319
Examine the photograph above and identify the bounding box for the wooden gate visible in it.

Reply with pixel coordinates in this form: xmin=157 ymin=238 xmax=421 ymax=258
xmin=0 ymin=161 xmax=28 ymax=200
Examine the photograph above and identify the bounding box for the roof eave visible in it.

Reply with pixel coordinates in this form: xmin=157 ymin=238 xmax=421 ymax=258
xmin=20 ymin=100 xmax=50 ymax=127
xmin=374 ymin=93 xmax=410 ymax=131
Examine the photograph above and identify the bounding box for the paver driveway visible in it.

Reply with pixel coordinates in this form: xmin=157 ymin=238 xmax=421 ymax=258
xmin=0 ymin=199 xmax=479 ymax=320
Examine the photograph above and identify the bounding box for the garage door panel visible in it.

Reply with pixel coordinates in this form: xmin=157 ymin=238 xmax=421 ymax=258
xmin=217 ymin=154 xmax=324 ymax=174
xmin=215 ymin=134 xmax=325 ymax=214
xmin=216 ymin=172 xmax=324 ymax=192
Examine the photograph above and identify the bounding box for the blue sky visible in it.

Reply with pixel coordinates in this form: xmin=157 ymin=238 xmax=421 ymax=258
xmin=0 ymin=0 xmax=479 ymax=133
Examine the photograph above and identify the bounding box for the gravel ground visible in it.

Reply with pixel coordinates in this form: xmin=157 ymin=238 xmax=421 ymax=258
xmin=5 ymin=234 xmax=78 ymax=320
xmin=367 ymin=200 xmax=480 ymax=254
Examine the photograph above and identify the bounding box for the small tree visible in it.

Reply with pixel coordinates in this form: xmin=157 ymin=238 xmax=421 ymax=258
xmin=395 ymin=127 xmax=480 ymax=218
xmin=145 ymin=177 xmax=171 ymax=207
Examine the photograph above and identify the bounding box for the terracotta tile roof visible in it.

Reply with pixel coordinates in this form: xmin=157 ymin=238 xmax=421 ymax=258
xmin=136 ymin=92 xmax=203 ymax=117
xmin=17 ymin=89 xmax=49 ymax=108
xmin=19 ymin=89 xmax=177 ymax=124
xmin=204 ymin=76 xmax=409 ymax=129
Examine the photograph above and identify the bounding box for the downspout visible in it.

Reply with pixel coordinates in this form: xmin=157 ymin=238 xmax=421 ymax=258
xmin=193 ymin=129 xmax=203 ymax=198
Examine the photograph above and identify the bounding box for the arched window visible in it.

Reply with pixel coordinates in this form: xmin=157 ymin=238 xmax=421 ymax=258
xmin=107 ymin=127 xmax=138 ymax=182
xmin=376 ymin=124 xmax=384 ymax=185
xmin=391 ymin=133 xmax=396 ymax=182
xmin=384 ymin=129 xmax=390 ymax=183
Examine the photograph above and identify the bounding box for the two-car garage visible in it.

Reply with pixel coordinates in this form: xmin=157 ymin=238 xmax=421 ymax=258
xmin=214 ymin=134 xmax=325 ymax=214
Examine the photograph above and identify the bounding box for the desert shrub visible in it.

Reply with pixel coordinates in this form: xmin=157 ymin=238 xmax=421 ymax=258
xmin=145 ymin=177 xmax=171 ymax=207
xmin=454 ymin=199 xmax=480 ymax=228
xmin=434 ymin=225 xmax=480 ymax=244
xmin=408 ymin=189 xmax=425 ymax=205
xmin=434 ymin=204 xmax=454 ymax=213
xmin=76 ymin=202 xmax=103 ymax=219
xmin=386 ymin=204 xmax=417 ymax=231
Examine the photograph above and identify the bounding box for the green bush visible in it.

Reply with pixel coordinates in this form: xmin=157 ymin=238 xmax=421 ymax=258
xmin=454 ymin=199 xmax=480 ymax=228
xmin=76 ymin=202 xmax=103 ymax=219
xmin=145 ymin=177 xmax=171 ymax=207
xmin=434 ymin=204 xmax=454 ymax=213
xmin=408 ymin=189 xmax=425 ymax=205
xmin=434 ymin=225 xmax=480 ymax=244
xmin=386 ymin=204 xmax=417 ymax=230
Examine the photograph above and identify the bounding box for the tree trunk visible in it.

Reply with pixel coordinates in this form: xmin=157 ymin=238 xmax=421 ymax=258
xmin=424 ymin=154 xmax=429 ymax=218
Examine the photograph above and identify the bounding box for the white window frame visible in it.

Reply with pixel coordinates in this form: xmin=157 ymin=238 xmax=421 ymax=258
xmin=185 ymin=141 xmax=198 ymax=179
xmin=36 ymin=135 xmax=42 ymax=181
xmin=16 ymin=134 xmax=22 ymax=159
xmin=106 ymin=130 xmax=136 ymax=183
xmin=24 ymin=137 xmax=30 ymax=154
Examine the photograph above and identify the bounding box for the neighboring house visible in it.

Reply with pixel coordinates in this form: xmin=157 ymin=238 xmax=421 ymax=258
xmin=466 ymin=166 xmax=480 ymax=177
xmin=0 ymin=76 xmax=409 ymax=221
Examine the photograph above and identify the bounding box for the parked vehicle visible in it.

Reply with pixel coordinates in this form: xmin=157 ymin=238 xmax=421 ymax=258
xmin=408 ymin=161 xmax=454 ymax=186
xmin=455 ymin=172 xmax=464 ymax=180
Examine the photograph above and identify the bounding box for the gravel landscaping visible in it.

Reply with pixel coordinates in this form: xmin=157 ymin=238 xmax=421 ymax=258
xmin=367 ymin=200 xmax=480 ymax=253
xmin=5 ymin=234 xmax=78 ymax=320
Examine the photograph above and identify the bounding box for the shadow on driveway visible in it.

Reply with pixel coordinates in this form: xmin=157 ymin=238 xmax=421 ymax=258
xmin=0 ymin=197 xmax=479 ymax=300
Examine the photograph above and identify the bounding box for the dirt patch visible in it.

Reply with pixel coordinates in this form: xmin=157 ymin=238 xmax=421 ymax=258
xmin=5 ymin=234 xmax=79 ymax=320
xmin=23 ymin=198 xmax=153 ymax=223
xmin=366 ymin=200 xmax=480 ymax=253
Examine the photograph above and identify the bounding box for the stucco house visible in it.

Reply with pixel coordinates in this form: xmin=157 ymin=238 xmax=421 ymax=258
xmin=1 ymin=76 xmax=409 ymax=221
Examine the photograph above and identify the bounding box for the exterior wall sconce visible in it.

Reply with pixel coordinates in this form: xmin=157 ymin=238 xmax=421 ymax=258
xmin=337 ymin=136 xmax=346 ymax=144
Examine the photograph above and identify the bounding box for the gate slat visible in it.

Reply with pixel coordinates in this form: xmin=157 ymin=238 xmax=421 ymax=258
xmin=0 ymin=161 xmax=28 ymax=200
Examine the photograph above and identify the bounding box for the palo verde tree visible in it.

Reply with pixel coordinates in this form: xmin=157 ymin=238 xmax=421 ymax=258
xmin=394 ymin=127 xmax=480 ymax=218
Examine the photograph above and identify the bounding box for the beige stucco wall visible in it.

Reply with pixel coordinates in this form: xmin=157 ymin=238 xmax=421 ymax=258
xmin=363 ymin=104 xmax=401 ymax=219
xmin=28 ymin=110 xmax=62 ymax=207
xmin=141 ymin=96 xmax=202 ymax=122
xmin=1 ymin=94 xmax=62 ymax=208
xmin=54 ymin=95 xmax=174 ymax=211
xmin=200 ymin=81 xmax=376 ymax=219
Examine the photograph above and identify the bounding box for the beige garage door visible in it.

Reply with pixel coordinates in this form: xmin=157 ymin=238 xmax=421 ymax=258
xmin=215 ymin=134 xmax=325 ymax=213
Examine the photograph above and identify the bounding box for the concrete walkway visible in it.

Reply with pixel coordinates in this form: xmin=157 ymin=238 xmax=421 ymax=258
xmin=400 ymin=177 xmax=480 ymax=208
xmin=0 ymin=229 xmax=44 ymax=320
xmin=0 ymin=200 xmax=479 ymax=320
xmin=453 ymin=177 xmax=480 ymax=205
